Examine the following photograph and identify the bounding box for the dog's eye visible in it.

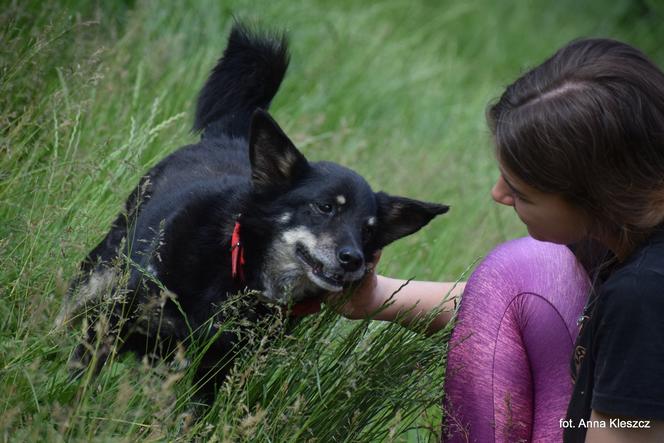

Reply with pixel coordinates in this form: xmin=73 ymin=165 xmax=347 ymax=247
xmin=314 ymin=203 xmax=334 ymax=214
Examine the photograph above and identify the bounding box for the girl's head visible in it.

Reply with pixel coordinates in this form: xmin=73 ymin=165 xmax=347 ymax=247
xmin=488 ymin=38 xmax=664 ymax=259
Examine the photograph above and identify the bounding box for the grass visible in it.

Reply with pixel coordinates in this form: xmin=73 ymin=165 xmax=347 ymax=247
xmin=1 ymin=0 xmax=662 ymax=441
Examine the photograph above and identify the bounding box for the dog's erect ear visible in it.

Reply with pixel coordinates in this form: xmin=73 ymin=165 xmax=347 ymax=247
xmin=373 ymin=192 xmax=449 ymax=248
xmin=249 ymin=109 xmax=309 ymax=191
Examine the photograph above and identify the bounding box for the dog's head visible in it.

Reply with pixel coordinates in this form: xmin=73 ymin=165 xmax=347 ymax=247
xmin=247 ymin=110 xmax=449 ymax=303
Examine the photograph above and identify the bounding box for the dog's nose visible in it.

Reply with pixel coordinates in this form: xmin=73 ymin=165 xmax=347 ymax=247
xmin=337 ymin=247 xmax=364 ymax=272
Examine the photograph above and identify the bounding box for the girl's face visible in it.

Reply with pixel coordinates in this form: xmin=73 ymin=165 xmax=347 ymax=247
xmin=491 ymin=166 xmax=590 ymax=245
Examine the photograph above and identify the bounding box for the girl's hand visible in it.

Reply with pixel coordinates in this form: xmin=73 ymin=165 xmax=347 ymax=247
xmin=326 ymin=251 xmax=462 ymax=333
xmin=326 ymin=251 xmax=382 ymax=319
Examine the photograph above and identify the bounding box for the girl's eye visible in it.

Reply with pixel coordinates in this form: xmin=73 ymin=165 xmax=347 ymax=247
xmin=513 ymin=193 xmax=531 ymax=204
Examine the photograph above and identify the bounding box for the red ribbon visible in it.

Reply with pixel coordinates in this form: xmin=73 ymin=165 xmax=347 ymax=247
xmin=231 ymin=221 xmax=245 ymax=282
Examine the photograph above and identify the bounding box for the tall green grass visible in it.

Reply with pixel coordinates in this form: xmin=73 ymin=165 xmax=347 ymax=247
xmin=1 ymin=0 xmax=662 ymax=441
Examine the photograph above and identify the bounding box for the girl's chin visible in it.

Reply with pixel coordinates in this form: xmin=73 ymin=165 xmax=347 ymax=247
xmin=526 ymin=228 xmax=555 ymax=244
xmin=527 ymin=228 xmax=581 ymax=246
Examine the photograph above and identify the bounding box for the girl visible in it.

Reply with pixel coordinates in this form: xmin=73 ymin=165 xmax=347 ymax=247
xmin=334 ymin=38 xmax=664 ymax=442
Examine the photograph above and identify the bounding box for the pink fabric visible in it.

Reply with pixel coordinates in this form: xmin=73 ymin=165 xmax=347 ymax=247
xmin=443 ymin=237 xmax=589 ymax=442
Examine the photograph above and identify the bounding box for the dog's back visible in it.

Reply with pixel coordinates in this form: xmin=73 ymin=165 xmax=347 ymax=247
xmin=136 ymin=24 xmax=290 ymax=209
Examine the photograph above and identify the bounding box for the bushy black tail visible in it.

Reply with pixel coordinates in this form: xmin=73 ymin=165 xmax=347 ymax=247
xmin=193 ymin=22 xmax=289 ymax=139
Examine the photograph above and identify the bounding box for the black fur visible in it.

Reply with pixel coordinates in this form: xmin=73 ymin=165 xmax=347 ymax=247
xmin=60 ymin=22 xmax=448 ymax=400
xmin=193 ymin=24 xmax=289 ymax=139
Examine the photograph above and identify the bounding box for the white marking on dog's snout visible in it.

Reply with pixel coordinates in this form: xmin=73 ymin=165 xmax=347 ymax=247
xmin=278 ymin=212 xmax=292 ymax=224
xmin=336 ymin=195 xmax=346 ymax=205
xmin=282 ymin=226 xmax=318 ymax=250
xmin=367 ymin=216 xmax=376 ymax=226
xmin=260 ymin=226 xmax=351 ymax=302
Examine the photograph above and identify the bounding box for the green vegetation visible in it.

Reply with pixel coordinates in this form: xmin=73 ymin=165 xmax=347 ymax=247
xmin=1 ymin=0 xmax=662 ymax=441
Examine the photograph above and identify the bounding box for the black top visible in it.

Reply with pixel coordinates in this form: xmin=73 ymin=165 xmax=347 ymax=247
xmin=564 ymin=229 xmax=664 ymax=442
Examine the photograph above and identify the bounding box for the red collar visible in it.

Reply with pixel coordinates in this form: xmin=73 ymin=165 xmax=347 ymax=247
xmin=287 ymin=296 xmax=324 ymax=316
xmin=230 ymin=221 xmax=321 ymax=317
xmin=231 ymin=221 xmax=245 ymax=282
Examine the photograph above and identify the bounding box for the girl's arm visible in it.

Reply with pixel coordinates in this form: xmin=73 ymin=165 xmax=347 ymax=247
xmin=330 ymin=272 xmax=465 ymax=333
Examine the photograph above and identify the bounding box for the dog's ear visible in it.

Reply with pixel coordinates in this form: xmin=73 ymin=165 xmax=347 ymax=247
xmin=249 ymin=109 xmax=309 ymax=191
xmin=373 ymin=192 xmax=449 ymax=248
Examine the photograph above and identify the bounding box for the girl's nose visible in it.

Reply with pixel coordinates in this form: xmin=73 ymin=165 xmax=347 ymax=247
xmin=491 ymin=175 xmax=515 ymax=207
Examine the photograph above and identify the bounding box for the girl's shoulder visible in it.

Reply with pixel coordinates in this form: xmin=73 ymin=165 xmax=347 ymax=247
xmin=598 ymin=230 xmax=664 ymax=310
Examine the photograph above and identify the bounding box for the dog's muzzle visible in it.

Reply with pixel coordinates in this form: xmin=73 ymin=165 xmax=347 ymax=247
xmin=295 ymin=244 xmax=348 ymax=291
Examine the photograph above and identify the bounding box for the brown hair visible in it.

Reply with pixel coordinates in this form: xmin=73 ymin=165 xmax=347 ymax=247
xmin=488 ymin=38 xmax=664 ymax=260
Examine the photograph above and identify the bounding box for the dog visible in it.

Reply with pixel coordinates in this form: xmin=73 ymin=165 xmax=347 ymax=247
xmin=58 ymin=23 xmax=448 ymax=399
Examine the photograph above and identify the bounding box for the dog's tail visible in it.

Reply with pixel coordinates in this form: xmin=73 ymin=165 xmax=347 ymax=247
xmin=193 ymin=22 xmax=290 ymax=139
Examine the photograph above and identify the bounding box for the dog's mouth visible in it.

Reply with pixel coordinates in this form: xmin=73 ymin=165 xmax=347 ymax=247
xmin=295 ymin=244 xmax=344 ymax=292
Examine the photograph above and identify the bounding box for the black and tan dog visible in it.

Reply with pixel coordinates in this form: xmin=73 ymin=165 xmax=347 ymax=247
xmin=58 ymin=23 xmax=448 ymax=398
